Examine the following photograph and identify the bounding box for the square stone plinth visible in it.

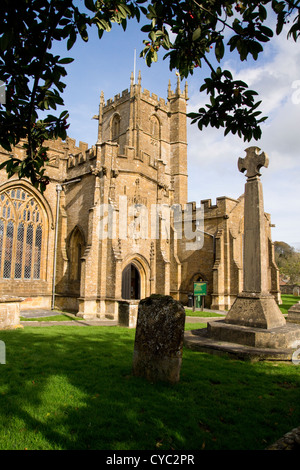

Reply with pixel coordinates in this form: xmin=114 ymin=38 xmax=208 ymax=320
xmin=207 ymin=320 xmax=300 ymax=349
xmin=184 ymin=320 xmax=300 ymax=361
xmin=118 ymin=300 xmax=139 ymax=328
xmin=224 ymin=292 xmax=286 ymax=329
xmin=0 ymin=296 xmax=24 ymax=330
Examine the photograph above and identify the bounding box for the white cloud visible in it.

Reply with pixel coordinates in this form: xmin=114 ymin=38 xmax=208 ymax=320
xmin=186 ymin=29 xmax=300 ymax=247
xmin=52 ymin=16 xmax=300 ymax=247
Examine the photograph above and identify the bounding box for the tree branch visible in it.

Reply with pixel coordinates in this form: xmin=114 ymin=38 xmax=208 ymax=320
xmin=191 ymin=0 xmax=238 ymax=34
xmin=27 ymin=0 xmax=73 ymax=158
xmin=202 ymin=54 xmax=216 ymax=74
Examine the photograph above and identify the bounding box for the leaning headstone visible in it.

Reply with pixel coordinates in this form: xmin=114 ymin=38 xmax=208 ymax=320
xmin=132 ymin=295 xmax=185 ymax=383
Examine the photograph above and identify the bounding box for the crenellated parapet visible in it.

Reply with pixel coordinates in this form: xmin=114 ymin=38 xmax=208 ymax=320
xmin=104 ymin=88 xmax=130 ymax=109
xmin=140 ymin=89 xmax=168 ymax=112
xmin=67 ymin=145 xmax=96 ymax=169
xmin=200 ymin=196 xmax=242 ymax=220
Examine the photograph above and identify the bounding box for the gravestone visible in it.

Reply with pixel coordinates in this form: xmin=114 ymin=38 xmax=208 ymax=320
xmin=132 ymin=294 xmax=185 ymax=383
xmin=293 ymin=286 xmax=300 ymax=296
xmin=0 ymin=340 xmax=5 ymax=364
xmin=184 ymin=147 xmax=300 ymax=360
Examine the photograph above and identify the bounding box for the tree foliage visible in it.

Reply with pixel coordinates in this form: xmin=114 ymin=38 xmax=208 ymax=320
xmin=274 ymin=241 xmax=295 ymax=259
xmin=0 ymin=0 xmax=141 ymax=191
xmin=274 ymin=241 xmax=300 ymax=284
xmin=1 ymin=0 xmax=300 ymax=192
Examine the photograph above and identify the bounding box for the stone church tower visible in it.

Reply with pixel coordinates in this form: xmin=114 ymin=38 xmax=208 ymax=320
xmin=75 ymin=72 xmax=189 ymax=318
xmin=0 ymin=73 xmax=281 ymax=318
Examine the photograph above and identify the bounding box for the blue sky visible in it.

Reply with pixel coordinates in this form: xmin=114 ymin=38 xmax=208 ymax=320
xmin=50 ymin=12 xmax=300 ymax=249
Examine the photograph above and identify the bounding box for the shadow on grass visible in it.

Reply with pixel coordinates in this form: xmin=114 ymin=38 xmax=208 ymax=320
xmin=0 ymin=325 xmax=299 ymax=450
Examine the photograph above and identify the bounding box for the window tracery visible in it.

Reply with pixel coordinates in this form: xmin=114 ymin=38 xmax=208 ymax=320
xmin=0 ymin=187 xmax=46 ymax=280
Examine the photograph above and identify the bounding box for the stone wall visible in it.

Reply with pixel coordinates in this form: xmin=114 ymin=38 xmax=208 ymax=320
xmin=0 ymin=74 xmax=281 ymax=316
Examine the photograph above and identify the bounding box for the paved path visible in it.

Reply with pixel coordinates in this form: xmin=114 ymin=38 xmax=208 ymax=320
xmin=20 ymin=310 xmax=118 ymax=327
xmin=20 ymin=308 xmax=226 ymax=327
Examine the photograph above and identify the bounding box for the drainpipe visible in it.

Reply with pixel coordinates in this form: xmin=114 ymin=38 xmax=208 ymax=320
xmin=51 ymin=184 xmax=62 ymax=310
xmin=51 ymin=179 xmax=81 ymax=310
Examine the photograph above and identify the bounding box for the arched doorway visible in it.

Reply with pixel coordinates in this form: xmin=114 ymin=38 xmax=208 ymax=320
xmin=122 ymin=263 xmax=141 ymax=300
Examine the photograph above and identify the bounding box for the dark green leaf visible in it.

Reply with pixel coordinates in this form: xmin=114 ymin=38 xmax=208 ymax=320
xmin=192 ymin=27 xmax=201 ymax=42
xmin=84 ymin=0 xmax=95 ymax=12
xmin=67 ymin=29 xmax=77 ymax=50
xmin=57 ymin=57 xmax=74 ymax=64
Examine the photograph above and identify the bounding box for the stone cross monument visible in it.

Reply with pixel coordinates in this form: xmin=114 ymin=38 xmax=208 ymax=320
xmin=184 ymin=146 xmax=300 ymax=360
xmin=225 ymin=146 xmax=286 ymax=329
xmin=238 ymin=147 xmax=270 ymax=294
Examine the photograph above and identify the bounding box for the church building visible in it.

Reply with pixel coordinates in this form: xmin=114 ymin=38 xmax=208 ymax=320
xmin=0 ymin=73 xmax=281 ymax=318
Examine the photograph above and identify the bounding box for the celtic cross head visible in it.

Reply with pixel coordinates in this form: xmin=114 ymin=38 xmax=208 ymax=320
xmin=238 ymin=147 xmax=269 ymax=179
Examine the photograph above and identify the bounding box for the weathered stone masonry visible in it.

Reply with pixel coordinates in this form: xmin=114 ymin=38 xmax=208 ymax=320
xmin=0 ymin=73 xmax=281 ymax=318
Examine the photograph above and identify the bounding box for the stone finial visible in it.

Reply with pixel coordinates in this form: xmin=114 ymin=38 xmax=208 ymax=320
xmin=238 ymin=146 xmax=269 ymax=179
xmin=184 ymin=81 xmax=188 ymax=100
xmin=176 ymin=73 xmax=181 ymax=95
xmin=168 ymin=79 xmax=172 ymax=99
xmin=100 ymin=90 xmax=104 ymax=106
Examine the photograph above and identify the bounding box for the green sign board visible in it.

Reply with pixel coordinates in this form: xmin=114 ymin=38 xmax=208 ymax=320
xmin=194 ymin=282 xmax=207 ymax=296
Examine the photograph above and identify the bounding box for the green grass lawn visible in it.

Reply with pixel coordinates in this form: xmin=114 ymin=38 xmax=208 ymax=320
xmin=279 ymin=294 xmax=300 ymax=315
xmin=0 ymin=324 xmax=299 ymax=450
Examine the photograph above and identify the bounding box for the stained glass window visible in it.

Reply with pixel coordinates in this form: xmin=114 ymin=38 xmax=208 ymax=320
xmin=0 ymin=187 xmax=45 ymax=280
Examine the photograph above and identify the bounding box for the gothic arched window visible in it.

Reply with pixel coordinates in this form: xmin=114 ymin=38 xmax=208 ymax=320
xmin=150 ymin=115 xmax=160 ymax=140
xmin=0 ymin=186 xmax=47 ymax=280
xmin=111 ymin=114 xmax=120 ymax=142
xmin=150 ymin=115 xmax=160 ymax=161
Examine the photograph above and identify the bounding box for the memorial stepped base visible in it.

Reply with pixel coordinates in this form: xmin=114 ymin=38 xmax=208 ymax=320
xmin=184 ymin=320 xmax=300 ymax=361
